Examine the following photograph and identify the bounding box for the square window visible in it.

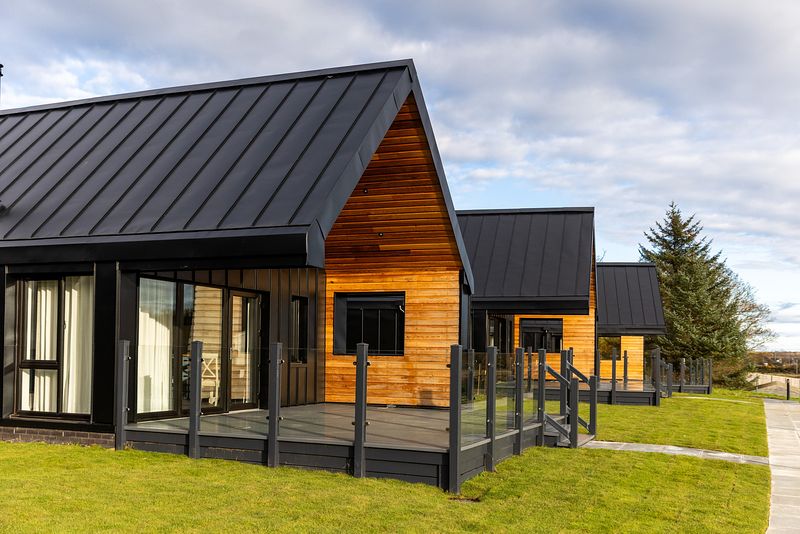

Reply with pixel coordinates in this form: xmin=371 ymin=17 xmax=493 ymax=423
xmin=334 ymin=293 xmax=405 ymax=356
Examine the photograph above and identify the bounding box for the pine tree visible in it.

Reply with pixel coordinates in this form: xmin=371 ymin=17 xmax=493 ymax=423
xmin=639 ymin=203 xmax=772 ymax=383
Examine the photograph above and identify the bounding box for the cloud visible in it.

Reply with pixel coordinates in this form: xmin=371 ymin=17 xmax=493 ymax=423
xmin=1 ymin=0 xmax=799 ymax=348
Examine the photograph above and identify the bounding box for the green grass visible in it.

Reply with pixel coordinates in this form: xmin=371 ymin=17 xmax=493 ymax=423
xmin=0 ymin=441 xmax=770 ymax=533
xmin=591 ymin=388 xmax=768 ymax=456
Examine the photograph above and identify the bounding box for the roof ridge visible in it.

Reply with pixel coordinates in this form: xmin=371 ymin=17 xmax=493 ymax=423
xmin=457 ymin=207 xmax=595 ymax=215
xmin=0 ymin=59 xmax=414 ymax=117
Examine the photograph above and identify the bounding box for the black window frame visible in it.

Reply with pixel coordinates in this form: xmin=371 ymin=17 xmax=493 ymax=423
xmin=15 ymin=275 xmax=94 ymax=420
xmin=519 ymin=319 xmax=563 ymax=354
xmin=333 ymin=292 xmax=405 ymax=356
xmin=290 ymin=295 xmax=309 ymax=364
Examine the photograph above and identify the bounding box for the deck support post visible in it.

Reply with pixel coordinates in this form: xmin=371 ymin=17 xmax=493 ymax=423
xmin=188 ymin=341 xmax=203 ymax=459
xmin=485 ymin=346 xmax=497 ymax=472
xmin=514 ymin=348 xmax=524 ymax=455
xmin=679 ymin=357 xmax=686 ymax=393
xmin=267 ymin=342 xmax=282 ymax=468
xmin=353 ymin=343 xmax=369 ymax=478
xmin=466 ymin=349 xmax=475 ymax=401
xmin=623 ymin=350 xmax=629 ymax=389
xmin=588 ymin=375 xmax=598 ymax=435
xmin=708 ymin=359 xmax=713 ymax=394
xmin=448 ymin=344 xmax=462 ymax=493
xmin=610 ymin=348 xmax=617 ymax=405
xmin=594 ymin=348 xmax=601 ymax=378
xmin=653 ymin=349 xmax=662 ymax=407
xmin=569 ymin=377 xmax=579 ymax=448
xmin=559 ymin=350 xmax=568 ymax=416
xmin=114 ymin=339 xmax=130 ymax=451
xmin=537 ymin=349 xmax=546 ymax=445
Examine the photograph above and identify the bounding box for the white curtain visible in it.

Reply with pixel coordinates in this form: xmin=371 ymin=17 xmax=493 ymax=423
xmin=20 ymin=281 xmax=59 ymax=412
xmin=62 ymin=276 xmax=94 ymax=414
xmin=137 ymin=279 xmax=175 ymax=413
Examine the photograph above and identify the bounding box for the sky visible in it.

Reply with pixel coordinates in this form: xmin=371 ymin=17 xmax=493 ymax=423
xmin=1 ymin=0 xmax=798 ymax=350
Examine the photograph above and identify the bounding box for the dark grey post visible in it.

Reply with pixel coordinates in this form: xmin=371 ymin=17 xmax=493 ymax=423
xmin=594 ymin=348 xmax=601 ymax=379
xmin=569 ymin=377 xmax=579 ymax=448
xmin=353 ymin=342 xmax=369 ymax=478
xmin=787 ymin=379 xmax=791 ymax=401
xmin=708 ymin=359 xmax=713 ymax=394
xmin=700 ymin=358 xmax=706 ymax=385
xmin=588 ymin=375 xmax=598 ymax=435
xmin=466 ymin=349 xmax=475 ymax=401
xmin=666 ymin=363 xmax=673 ymax=397
xmin=485 ymin=346 xmax=497 ymax=472
xmin=690 ymin=358 xmax=696 ymax=385
xmin=537 ymin=349 xmax=546 ymax=445
xmin=188 ymin=340 xmax=203 ymax=459
xmin=610 ymin=348 xmax=617 ymax=404
xmin=514 ymin=347 xmax=524 ymax=455
xmin=623 ymin=350 xmax=629 ymax=389
xmin=448 ymin=344 xmax=462 ymax=493
xmin=559 ymin=350 xmax=568 ymax=416
xmin=114 ymin=340 xmax=131 ymax=451
xmin=526 ymin=347 xmax=533 ymax=393
xmin=680 ymin=357 xmax=686 ymax=393
xmin=654 ymin=349 xmax=662 ymax=407
xmin=267 ymin=342 xmax=283 ymax=467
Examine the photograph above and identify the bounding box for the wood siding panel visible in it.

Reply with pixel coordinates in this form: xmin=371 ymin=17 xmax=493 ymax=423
xmin=324 ymin=96 xmax=463 ymax=407
xmin=621 ymin=336 xmax=645 ymax=381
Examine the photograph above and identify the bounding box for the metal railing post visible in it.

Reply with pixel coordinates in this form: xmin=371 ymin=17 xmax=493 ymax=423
xmin=654 ymin=349 xmax=662 ymax=407
xmin=526 ymin=347 xmax=533 ymax=393
xmin=537 ymin=349 xmax=546 ymax=445
xmin=188 ymin=340 xmax=203 ymax=459
xmin=680 ymin=357 xmax=686 ymax=393
xmin=114 ymin=340 xmax=131 ymax=451
xmin=466 ymin=349 xmax=475 ymax=401
xmin=708 ymin=359 xmax=713 ymax=394
xmin=594 ymin=348 xmax=601 ymax=378
xmin=667 ymin=363 xmax=673 ymax=397
xmin=486 ymin=346 xmax=497 ymax=471
xmin=623 ymin=350 xmax=629 ymax=389
xmin=569 ymin=377 xmax=579 ymax=448
xmin=267 ymin=342 xmax=283 ymax=467
xmin=588 ymin=375 xmax=598 ymax=435
xmin=690 ymin=358 xmax=696 ymax=385
xmin=611 ymin=348 xmax=618 ymax=404
xmin=353 ymin=342 xmax=369 ymax=478
xmin=559 ymin=350 xmax=568 ymax=416
xmin=448 ymin=344 xmax=462 ymax=493
xmin=514 ymin=347 xmax=524 ymax=455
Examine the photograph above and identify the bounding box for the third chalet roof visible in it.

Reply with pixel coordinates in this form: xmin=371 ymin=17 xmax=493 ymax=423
xmin=457 ymin=208 xmax=595 ymax=313
xmin=597 ymin=262 xmax=666 ymax=335
xmin=0 ymin=59 xmax=473 ymax=285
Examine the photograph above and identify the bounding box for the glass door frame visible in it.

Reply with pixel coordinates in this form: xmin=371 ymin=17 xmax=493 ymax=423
xmin=227 ymin=290 xmax=261 ymax=412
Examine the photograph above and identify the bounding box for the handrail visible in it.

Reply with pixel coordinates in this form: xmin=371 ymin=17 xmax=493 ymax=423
xmin=546 ymin=365 xmax=570 ymax=388
xmin=541 ymin=348 xmax=599 ymax=447
xmin=569 ymin=364 xmax=589 ymax=384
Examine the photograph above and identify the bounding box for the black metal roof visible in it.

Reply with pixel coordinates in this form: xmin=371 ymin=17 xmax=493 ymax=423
xmin=457 ymin=208 xmax=595 ymax=314
xmin=597 ymin=262 xmax=666 ymax=335
xmin=0 ymin=59 xmax=473 ymax=287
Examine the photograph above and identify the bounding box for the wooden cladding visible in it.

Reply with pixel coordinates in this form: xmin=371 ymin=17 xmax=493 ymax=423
xmin=324 ymin=95 xmax=462 ymax=272
xmin=599 ymin=336 xmax=645 ymax=381
xmin=323 ymin=95 xmax=464 ymax=407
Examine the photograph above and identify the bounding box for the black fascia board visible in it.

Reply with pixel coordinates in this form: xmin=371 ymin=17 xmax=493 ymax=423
xmin=0 ymin=225 xmax=316 ymax=266
xmin=471 ymin=296 xmax=590 ymax=315
xmin=597 ymin=325 xmax=667 ymax=336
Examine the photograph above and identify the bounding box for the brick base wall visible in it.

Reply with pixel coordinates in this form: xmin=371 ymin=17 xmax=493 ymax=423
xmin=0 ymin=426 xmax=114 ymax=448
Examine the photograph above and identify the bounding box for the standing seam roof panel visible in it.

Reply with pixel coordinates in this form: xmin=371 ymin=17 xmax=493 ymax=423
xmin=596 ymin=263 xmax=666 ymax=333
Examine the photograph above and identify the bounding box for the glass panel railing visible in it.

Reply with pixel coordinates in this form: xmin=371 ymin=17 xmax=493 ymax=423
xmin=523 ymin=349 xmax=539 ymax=425
xmin=495 ymin=352 xmax=516 ymax=434
xmin=461 ymin=351 xmax=488 ymax=446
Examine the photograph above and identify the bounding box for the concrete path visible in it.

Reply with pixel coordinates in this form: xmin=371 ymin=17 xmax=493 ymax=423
xmin=584 ymin=440 xmax=768 ymax=466
xmin=764 ymin=399 xmax=800 ymax=533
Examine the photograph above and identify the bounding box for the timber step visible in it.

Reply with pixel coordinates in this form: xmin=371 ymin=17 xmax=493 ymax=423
xmin=542 ymin=420 xmax=595 ymax=448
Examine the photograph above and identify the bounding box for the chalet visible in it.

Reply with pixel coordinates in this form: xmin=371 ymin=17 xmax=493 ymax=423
xmin=457 ymin=208 xmax=597 ymax=376
xmin=596 ymin=262 xmax=666 ymax=382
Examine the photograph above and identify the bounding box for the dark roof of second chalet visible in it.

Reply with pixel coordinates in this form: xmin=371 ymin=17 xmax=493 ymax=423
xmin=597 ymin=262 xmax=666 ymax=335
xmin=457 ymin=208 xmax=594 ymax=312
xmin=0 ymin=59 xmax=473 ymax=285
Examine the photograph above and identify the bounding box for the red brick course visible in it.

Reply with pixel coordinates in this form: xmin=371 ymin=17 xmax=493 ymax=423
xmin=0 ymin=427 xmax=114 ymax=448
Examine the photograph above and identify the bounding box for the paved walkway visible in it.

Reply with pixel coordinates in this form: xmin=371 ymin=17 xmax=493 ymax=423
xmin=764 ymin=399 xmax=800 ymax=534
xmin=584 ymin=440 xmax=768 ymax=465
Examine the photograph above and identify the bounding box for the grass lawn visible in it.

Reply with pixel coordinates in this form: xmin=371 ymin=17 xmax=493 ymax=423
xmin=0 ymin=441 xmax=770 ymax=533
xmin=590 ymin=388 xmax=768 ymax=456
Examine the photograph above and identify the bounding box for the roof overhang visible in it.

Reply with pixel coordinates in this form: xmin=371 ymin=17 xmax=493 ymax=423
xmin=471 ymin=296 xmax=590 ymax=315
xmin=598 ymin=325 xmax=667 ymax=336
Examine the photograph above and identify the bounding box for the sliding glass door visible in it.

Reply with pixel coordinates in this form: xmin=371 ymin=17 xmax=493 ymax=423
xmin=136 ymin=278 xmax=261 ymax=419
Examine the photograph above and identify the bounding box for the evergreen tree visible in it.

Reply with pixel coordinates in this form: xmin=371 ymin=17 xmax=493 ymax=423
xmin=639 ymin=203 xmax=773 ymax=383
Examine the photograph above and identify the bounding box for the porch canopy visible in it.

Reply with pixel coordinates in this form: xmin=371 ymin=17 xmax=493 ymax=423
xmin=0 ymin=59 xmax=472 ymax=286
xmin=457 ymin=208 xmax=595 ymax=314
xmin=597 ymin=262 xmax=666 ymax=336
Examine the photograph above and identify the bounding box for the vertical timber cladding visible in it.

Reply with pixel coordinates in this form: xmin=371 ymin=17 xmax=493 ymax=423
xmin=324 ymin=95 xmax=462 ymax=407
xmin=514 ymin=263 xmax=597 ymax=376
xmin=621 ymin=336 xmax=645 ymax=381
